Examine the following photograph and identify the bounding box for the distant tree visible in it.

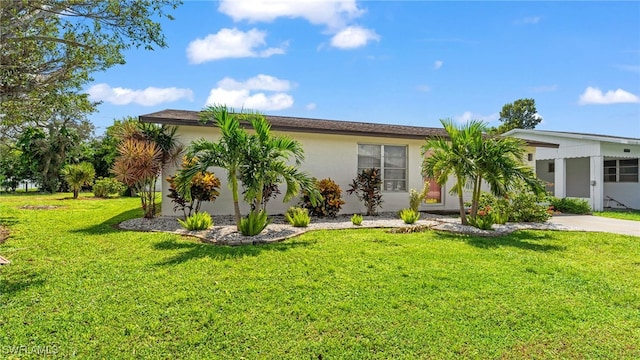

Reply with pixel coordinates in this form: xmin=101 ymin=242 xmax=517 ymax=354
xmin=61 ymin=162 xmax=96 ymax=199
xmin=495 ymin=98 xmax=541 ymax=134
xmin=17 ymin=124 xmax=85 ymax=193
xmin=0 ymin=147 xmax=25 ymax=192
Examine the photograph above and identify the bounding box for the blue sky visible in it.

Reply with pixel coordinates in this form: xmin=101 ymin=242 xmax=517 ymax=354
xmin=86 ymin=1 xmax=640 ymax=138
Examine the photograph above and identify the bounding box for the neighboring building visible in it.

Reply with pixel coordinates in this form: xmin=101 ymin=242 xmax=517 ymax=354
xmin=140 ymin=109 xmax=555 ymax=217
xmin=505 ymin=129 xmax=640 ymax=211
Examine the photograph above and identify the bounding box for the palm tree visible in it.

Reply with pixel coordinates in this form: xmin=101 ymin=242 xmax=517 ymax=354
xmin=176 ymin=106 xmax=248 ymax=229
xmin=176 ymin=105 xmax=318 ymax=230
xmin=421 ymin=119 xmax=484 ymax=225
xmin=469 ymin=134 xmax=545 ymax=218
xmin=61 ymin=162 xmax=95 ymax=199
xmin=240 ymin=112 xmax=316 ymax=211
xmin=422 ymin=118 xmax=545 ymax=225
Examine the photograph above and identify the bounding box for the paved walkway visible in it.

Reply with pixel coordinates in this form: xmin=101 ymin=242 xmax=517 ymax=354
xmin=548 ymin=215 xmax=640 ymax=237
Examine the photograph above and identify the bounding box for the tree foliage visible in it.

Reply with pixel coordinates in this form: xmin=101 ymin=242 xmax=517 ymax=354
xmin=0 ymin=0 xmax=181 ymax=127
xmin=495 ymin=98 xmax=541 ymax=134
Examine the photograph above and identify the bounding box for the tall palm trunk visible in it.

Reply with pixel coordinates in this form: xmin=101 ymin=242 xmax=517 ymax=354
xmin=471 ymin=175 xmax=483 ymax=218
xmin=456 ymin=178 xmax=468 ymax=225
xmin=230 ymin=172 xmax=241 ymax=230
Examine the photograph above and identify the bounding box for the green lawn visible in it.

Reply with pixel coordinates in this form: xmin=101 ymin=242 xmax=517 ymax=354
xmin=1 ymin=193 xmax=639 ymax=359
xmin=594 ymin=209 xmax=640 ymax=222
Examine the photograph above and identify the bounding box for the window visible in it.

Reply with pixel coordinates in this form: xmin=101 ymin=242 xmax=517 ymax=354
xmin=358 ymin=144 xmax=407 ymax=192
xmin=527 ymin=153 xmax=533 ymax=162
xmin=548 ymin=162 xmax=555 ymax=173
xmin=604 ymin=159 xmax=639 ymax=183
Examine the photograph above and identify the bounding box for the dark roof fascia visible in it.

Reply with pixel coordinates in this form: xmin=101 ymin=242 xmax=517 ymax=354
xmin=139 ymin=109 xmax=447 ymax=140
xmin=139 ymin=109 xmax=559 ymax=147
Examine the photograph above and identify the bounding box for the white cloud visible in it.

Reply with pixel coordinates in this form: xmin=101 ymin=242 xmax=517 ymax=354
xmin=306 ymin=102 xmax=317 ymax=110
xmin=433 ymin=60 xmax=443 ymax=70
xmin=219 ymin=1 xmax=379 ymax=50
xmin=578 ymin=86 xmax=640 ymax=105
xmin=217 ymin=74 xmax=292 ymax=92
xmin=87 ymin=83 xmax=193 ymax=106
xmin=205 ymin=74 xmax=294 ymax=111
xmin=514 ymin=16 xmax=541 ymax=25
xmin=218 ymin=0 xmax=364 ymax=30
xmin=330 ymin=26 xmax=379 ymax=49
xmin=186 ymin=28 xmax=285 ymax=64
xmin=454 ymin=111 xmax=499 ymax=124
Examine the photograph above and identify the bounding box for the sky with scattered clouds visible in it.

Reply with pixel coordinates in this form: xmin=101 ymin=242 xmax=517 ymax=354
xmin=86 ymin=1 xmax=640 ymax=137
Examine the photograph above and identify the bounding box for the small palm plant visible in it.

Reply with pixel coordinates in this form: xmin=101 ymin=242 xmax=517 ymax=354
xmin=399 ymin=208 xmax=420 ymax=224
xmin=239 ymin=210 xmax=270 ymax=236
xmin=285 ymin=207 xmax=311 ymax=227
xmin=351 ymin=214 xmax=363 ymax=226
xmin=178 ymin=212 xmax=213 ymax=231
xmin=61 ymin=162 xmax=96 ymax=199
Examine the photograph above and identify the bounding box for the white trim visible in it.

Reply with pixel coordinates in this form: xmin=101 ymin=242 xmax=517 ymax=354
xmin=504 ymin=129 xmax=640 ymax=146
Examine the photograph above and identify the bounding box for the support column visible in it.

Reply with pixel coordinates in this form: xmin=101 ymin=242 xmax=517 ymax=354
xmin=590 ymin=155 xmax=604 ymax=211
xmin=554 ymin=158 xmax=566 ymax=199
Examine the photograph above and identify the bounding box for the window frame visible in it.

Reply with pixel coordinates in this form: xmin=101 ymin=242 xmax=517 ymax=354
xmin=357 ymin=144 xmax=408 ymax=193
xmin=603 ymin=158 xmax=639 ymax=183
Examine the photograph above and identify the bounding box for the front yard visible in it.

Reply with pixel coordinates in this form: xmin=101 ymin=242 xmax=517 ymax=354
xmin=1 ymin=194 xmax=639 ymax=358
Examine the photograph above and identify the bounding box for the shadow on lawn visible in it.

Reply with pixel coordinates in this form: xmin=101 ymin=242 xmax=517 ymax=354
xmin=0 ymin=271 xmax=45 ymax=296
xmin=437 ymin=231 xmax=566 ymax=252
xmin=153 ymin=238 xmax=314 ymax=265
xmin=71 ymin=207 xmax=143 ymax=235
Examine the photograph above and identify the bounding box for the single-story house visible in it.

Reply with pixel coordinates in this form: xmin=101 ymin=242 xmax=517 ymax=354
xmin=505 ymin=129 xmax=640 ymax=211
xmin=140 ymin=109 xmax=556 ymax=217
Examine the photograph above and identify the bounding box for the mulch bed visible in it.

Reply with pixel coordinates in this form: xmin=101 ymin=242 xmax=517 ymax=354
xmin=0 ymin=225 xmax=9 ymax=243
xmin=0 ymin=225 xmax=9 ymax=265
xmin=19 ymin=205 xmax=60 ymax=210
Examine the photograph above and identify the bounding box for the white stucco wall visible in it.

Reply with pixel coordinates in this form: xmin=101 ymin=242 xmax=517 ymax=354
xmin=604 ymin=183 xmax=640 ymax=210
xmin=161 ymin=124 xmax=471 ymax=217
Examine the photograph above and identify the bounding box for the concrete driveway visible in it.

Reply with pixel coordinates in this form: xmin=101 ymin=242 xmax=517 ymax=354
xmin=548 ymin=214 xmax=640 ymax=237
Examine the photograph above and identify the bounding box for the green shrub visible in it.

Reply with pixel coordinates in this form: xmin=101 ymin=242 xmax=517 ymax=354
xmin=285 ymin=207 xmax=311 ymax=227
xmin=93 ymin=177 xmax=126 ymax=198
xmin=239 ymin=210 xmax=270 ymax=236
xmin=177 ymin=212 xmax=213 ymax=231
xmin=399 ymin=208 xmax=420 ymax=224
xmin=468 ymin=206 xmax=495 ymax=230
xmin=409 ymin=189 xmax=426 ymax=212
xmin=301 ymin=178 xmax=345 ymax=217
xmin=473 ymin=192 xmax=509 ymax=224
xmin=347 ymin=168 xmax=383 ymax=216
xmin=549 ymin=197 xmax=591 ymax=214
xmin=167 ymin=158 xmax=221 ymax=218
xmin=351 ymin=214 xmax=363 ymax=226
xmin=508 ymin=191 xmax=550 ymax=223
